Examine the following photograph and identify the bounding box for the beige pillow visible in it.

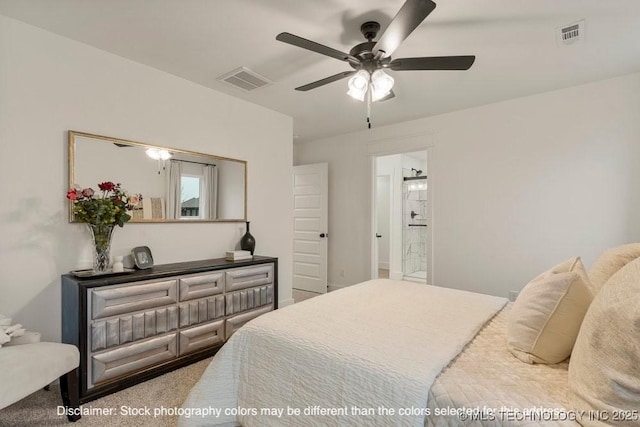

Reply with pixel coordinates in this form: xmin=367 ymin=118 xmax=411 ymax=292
xmin=588 ymin=243 xmax=640 ymax=296
xmin=569 ymin=257 xmax=640 ymax=426
xmin=507 ymin=257 xmax=593 ymax=364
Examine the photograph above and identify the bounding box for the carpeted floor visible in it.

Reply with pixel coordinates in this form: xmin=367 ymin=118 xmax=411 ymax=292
xmin=0 ymin=358 xmax=211 ymax=427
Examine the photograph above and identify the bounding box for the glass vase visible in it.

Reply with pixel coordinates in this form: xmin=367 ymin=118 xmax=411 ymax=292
xmin=88 ymin=224 xmax=115 ymax=273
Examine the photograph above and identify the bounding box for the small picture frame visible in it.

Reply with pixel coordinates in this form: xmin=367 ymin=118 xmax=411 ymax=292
xmin=131 ymin=246 xmax=154 ymax=269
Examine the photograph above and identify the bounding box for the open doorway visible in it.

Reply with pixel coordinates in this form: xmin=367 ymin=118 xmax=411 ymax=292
xmin=376 ymin=175 xmax=391 ymax=279
xmin=374 ymin=150 xmax=431 ymax=284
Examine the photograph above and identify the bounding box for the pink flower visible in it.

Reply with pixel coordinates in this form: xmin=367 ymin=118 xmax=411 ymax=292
xmin=82 ymin=188 xmax=94 ymax=198
xmin=128 ymin=195 xmax=140 ymax=206
xmin=66 ymin=189 xmax=79 ymax=200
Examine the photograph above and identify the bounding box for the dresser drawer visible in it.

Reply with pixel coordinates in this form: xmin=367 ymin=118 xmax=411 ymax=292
xmin=225 ymin=264 xmax=274 ymax=292
xmin=90 ymin=306 xmax=179 ymax=352
xmin=225 ymin=306 xmax=273 ymax=340
xmin=91 ymin=280 xmax=178 ymax=320
xmin=225 ymin=284 xmax=273 ymax=316
xmin=178 ymin=320 xmax=225 ymax=356
xmin=90 ymin=333 xmax=177 ymax=387
xmin=179 ymin=272 xmax=224 ymax=302
xmin=179 ymin=295 xmax=225 ymax=328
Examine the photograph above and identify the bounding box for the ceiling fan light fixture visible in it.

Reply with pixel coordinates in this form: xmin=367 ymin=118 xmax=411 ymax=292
xmin=347 ymin=70 xmax=370 ymax=101
xmin=371 ymin=70 xmax=394 ymax=102
xmin=146 ymin=148 xmax=171 ymax=160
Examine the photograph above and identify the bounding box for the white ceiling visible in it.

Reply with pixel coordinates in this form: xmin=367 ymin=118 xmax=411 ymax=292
xmin=2 ymin=0 xmax=640 ymax=143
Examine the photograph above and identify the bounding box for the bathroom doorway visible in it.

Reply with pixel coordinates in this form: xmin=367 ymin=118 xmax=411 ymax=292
xmin=402 ymin=161 xmax=428 ymax=282
xmin=374 ymin=150 xmax=431 ymax=284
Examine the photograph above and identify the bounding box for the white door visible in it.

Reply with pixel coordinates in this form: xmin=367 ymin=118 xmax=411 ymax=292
xmin=293 ymin=163 xmax=328 ymax=294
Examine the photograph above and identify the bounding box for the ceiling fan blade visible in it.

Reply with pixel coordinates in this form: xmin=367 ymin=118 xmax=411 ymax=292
xmin=276 ymin=32 xmax=360 ymax=64
xmin=373 ymin=0 xmax=436 ymax=57
xmin=379 ymin=90 xmax=396 ymax=102
xmin=295 ymin=71 xmax=356 ymax=91
xmin=390 ymin=56 xmax=476 ymax=71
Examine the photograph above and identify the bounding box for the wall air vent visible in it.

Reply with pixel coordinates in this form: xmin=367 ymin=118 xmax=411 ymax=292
xmin=557 ymin=20 xmax=585 ymax=46
xmin=217 ymin=67 xmax=272 ymax=92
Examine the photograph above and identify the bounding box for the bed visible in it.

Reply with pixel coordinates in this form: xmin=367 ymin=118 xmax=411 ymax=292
xmin=179 ymin=279 xmax=582 ymax=427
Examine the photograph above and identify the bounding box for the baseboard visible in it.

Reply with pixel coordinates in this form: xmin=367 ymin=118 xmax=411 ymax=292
xmin=278 ymin=298 xmax=295 ymax=308
xmin=328 ymin=284 xmax=344 ymax=292
xmin=389 ymin=270 xmax=403 ymax=280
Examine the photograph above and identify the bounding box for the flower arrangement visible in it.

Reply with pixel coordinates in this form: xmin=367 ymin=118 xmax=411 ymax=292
xmin=67 ymin=181 xmax=142 ymax=272
xmin=66 ymin=181 xmax=141 ymax=227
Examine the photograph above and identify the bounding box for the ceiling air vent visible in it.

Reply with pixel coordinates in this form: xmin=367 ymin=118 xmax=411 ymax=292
xmin=557 ymin=20 xmax=585 ymax=46
xmin=217 ymin=67 xmax=272 ymax=92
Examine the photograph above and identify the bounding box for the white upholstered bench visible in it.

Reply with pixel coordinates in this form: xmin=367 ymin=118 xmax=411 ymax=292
xmin=0 ymin=342 xmax=80 ymax=421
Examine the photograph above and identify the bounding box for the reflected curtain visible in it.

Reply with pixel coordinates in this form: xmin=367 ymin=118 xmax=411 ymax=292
xmin=166 ymin=160 xmax=182 ymax=219
xmin=202 ymin=164 xmax=218 ymax=220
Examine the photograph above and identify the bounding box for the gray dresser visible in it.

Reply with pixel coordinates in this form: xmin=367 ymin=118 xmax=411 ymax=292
xmin=61 ymin=256 xmax=277 ymax=406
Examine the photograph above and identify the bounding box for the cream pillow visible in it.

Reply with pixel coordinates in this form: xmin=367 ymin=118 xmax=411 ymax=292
xmin=587 ymin=243 xmax=640 ymax=296
xmin=569 ymin=256 xmax=640 ymax=426
xmin=507 ymin=257 xmax=593 ymax=364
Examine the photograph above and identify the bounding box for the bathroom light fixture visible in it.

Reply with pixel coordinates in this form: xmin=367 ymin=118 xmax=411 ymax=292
xmin=408 ymin=182 xmax=427 ymax=191
xmin=145 ymin=148 xmax=171 ymax=160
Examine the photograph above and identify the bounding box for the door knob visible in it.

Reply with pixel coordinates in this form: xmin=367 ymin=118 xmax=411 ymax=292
xmin=319 ymin=233 xmax=328 ymax=238
xmin=376 ymin=234 xmax=382 ymax=238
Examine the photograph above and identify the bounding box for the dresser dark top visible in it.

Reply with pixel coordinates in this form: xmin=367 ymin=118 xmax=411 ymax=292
xmin=62 ymin=256 xmax=278 ymax=288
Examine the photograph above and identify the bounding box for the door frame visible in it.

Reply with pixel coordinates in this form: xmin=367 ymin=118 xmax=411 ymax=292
xmin=368 ymin=133 xmax=434 ymax=284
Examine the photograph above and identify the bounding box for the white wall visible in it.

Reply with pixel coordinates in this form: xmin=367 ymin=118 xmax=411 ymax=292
xmin=295 ymin=72 xmax=640 ymax=297
xmin=0 ymin=15 xmax=294 ymax=341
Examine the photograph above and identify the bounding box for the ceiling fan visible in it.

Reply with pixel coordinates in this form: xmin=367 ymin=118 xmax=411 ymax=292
xmin=276 ymin=0 xmax=475 ymax=125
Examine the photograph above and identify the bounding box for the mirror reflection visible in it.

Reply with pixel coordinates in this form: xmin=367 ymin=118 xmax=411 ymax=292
xmin=69 ymin=131 xmax=247 ymax=222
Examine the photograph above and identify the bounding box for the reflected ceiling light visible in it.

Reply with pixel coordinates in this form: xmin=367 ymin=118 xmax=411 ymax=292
xmin=146 ymin=148 xmax=171 ymax=160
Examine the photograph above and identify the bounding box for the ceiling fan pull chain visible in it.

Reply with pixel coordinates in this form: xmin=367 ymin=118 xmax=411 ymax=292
xmin=367 ymin=87 xmax=372 ymax=129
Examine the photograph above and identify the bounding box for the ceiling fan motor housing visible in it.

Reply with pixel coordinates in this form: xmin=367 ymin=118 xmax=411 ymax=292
xmin=360 ymin=21 xmax=381 ymax=41
xmin=349 ymin=21 xmax=392 ymax=72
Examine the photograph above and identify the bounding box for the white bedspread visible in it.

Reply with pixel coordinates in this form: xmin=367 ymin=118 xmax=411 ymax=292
xmin=428 ymin=304 xmax=578 ymax=426
xmin=180 ymin=279 xmax=506 ymax=427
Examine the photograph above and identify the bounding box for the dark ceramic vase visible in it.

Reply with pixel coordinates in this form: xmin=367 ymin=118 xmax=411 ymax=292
xmin=240 ymin=221 xmax=256 ymax=255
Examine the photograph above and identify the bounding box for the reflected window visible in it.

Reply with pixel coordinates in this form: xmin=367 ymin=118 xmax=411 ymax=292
xmin=180 ymin=175 xmax=202 ymax=218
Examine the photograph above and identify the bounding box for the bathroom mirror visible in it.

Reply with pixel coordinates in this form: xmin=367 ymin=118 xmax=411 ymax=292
xmin=68 ymin=131 xmax=247 ymax=223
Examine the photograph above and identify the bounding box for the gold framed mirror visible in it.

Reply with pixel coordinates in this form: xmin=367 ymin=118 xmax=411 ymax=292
xmin=68 ymin=131 xmax=247 ymax=223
